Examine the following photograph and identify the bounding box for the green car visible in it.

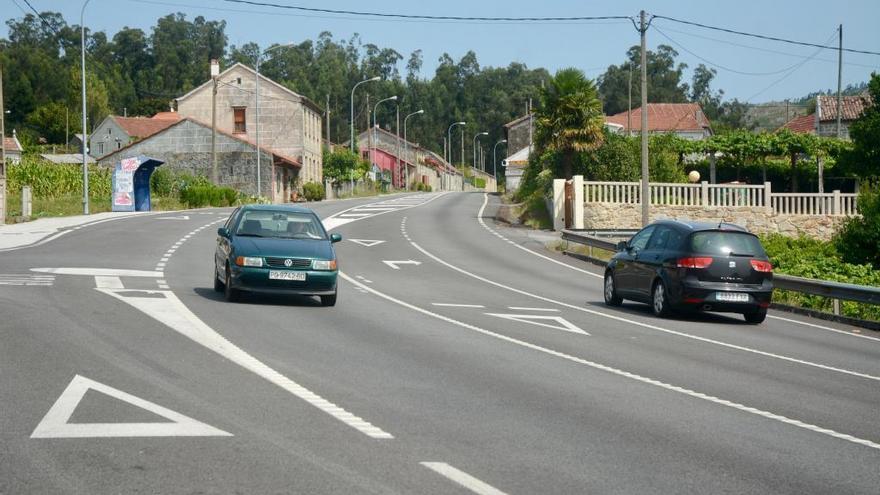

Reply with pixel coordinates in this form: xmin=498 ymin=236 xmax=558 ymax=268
xmin=214 ymin=204 xmax=342 ymax=306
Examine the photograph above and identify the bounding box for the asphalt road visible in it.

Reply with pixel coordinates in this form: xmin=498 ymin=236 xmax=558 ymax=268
xmin=1 ymin=192 xmax=878 ymax=494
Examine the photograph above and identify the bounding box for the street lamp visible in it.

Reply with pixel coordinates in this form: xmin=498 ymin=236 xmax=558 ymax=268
xmin=350 ymin=76 xmax=380 ymax=152
xmin=473 ymin=132 xmax=488 ymax=170
xmin=403 ymin=109 xmax=424 ymax=190
xmin=446 ymin=121 xmax=465 ymax=165
xmin=80 ymin=0 xmax=92 ymax=214
xmin=492 ymin=139 xmax=507 ymax=178
xmin=255 ymin=42 xmax=294 ymax=199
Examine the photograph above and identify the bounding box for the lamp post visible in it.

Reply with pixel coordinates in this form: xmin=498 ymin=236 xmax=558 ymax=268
xmin=255 ymin=42 xmax=294 ymax=199
xmin=80 ymin=0 xmax=92 ymax=214
xmin=372 ymin=95 xmax=397 ymax=171
xmin=446 ymin=121 xmax=465 ymax=165
xmin=350 ymin=76 xmax=380 ymax=151
xmin=492 ymin=139 xmax=507 ymax=178
xmin=403 ymin=109 xmax=424 ymax=190
xmin=472 ymin=132 xmax=488 ymax=170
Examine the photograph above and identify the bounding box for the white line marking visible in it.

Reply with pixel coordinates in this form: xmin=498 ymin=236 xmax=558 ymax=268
xmin=768 ymin=315 xmax=880 ymax=342
xmin=94 ymin=276 xmax=124 ymax=289
xmin=348 ymin=239 xmax=386 ymax=247
xmin=382 ymin=260 xmax=422 ymax=270
xmin=432 ymin=303 xmax=486 ymax=308
xmin=486 ymin=313 xmax=590 ymax=335
xmin=32 ymin=268 xmax=163 ymax=278
xmin=96 ymin=287 xmax=393 ymax=439
xmin=404 ymin=240 xmax=880 ymax=383
xmin=508 ymin=307 xmax=560 ymax=312
xmin=420 ymin=462 xmax=508 ymax=495
xmin=31 ymin=375 xmax=231 ymax=438
xmin=341 ymin=273 xmax=880 ymax=451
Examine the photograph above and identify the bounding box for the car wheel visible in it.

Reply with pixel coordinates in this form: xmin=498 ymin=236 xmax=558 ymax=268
xmin=320 ymin=292 xmax=337 ymax=307
xmin=213 ymin=264 xmax=225 ymax=292
xmin=604 ymin=271 xmax=623 ymax=306
xmin=224 ymin=265 xmax=239 ymax=302
xmin=652 ymin=280 xmax=672 ymax=318
xmin=743 ymin=308 xmax=767 ymax=324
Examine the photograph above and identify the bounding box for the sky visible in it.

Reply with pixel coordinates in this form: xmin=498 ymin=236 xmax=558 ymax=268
xmin=4 ymin=0 xmax=879 ymax=104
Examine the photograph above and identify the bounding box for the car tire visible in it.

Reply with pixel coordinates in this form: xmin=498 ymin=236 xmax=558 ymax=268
xmin=224 ymin=265 xmax=239 ymax=302
xmin=213 ymin=265 xmax=225 ymax=292
xmin=743 ymin=308 xmax=767 ymax=324
xmin=652 ymin=280 xmax=673 ymax=318
xmin=604 ymin=271 xmax=623 ymax=306
xmin=320 ymin=292 xmax=337 ymax=307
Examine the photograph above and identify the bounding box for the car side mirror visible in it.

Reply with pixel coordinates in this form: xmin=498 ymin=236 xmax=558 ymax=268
xmin=616 ymin=240 xmax=628 ymax=252
xmin=217 ymin=227 xmax=230 ymax=238
xmin=330 ymin=233 xmax=342 ymax=243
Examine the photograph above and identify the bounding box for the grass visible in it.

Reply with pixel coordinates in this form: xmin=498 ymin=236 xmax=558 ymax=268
xmin=4 ymin=193 xmax=187 ymax=223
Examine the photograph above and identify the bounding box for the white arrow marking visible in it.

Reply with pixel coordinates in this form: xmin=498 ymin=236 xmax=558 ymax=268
xmin=158 ymin=215 xmax=190 ymax=220
xmin=382 ymin=260 xmax=422 ymax=270
xmin=485 ymin=313 xmax=590 ymax=336
xmin=349 ymin=239 xmax=387 ymax=247
xmin=31 ymin=375 xmax=231 ymax=438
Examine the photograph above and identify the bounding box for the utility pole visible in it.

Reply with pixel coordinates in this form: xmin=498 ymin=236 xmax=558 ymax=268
xmin=836 ymin=24 xmax=843 ymax=139
xmin=460 ymin=126 xmax=465 ymax=168
xmin=396 ymin=104 xmax=401 ymax=189
xmin=325 ymin=94 xmax=331 ymax=150
xmin=639 ymin=10 xmax=650 ymax=227
xmin=1 ymin=64 xmax=6 ymax=225
xmin=627 ymin=63 xmax=633 ymax=136
xmin=210 ymin=59 xmax=219 ymax=185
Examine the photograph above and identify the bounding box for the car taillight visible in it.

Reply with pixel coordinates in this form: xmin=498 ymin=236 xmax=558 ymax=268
xmin=750 ymin=259 xmax=773 ymax=272
xmin=676 ymin=257 xmax=713 ymax=269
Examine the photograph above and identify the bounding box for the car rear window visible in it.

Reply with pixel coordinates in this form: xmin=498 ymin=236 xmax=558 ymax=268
xmin=235 ymin=210 xmax=327 ymax=240
xmin=688 ymin=231 xmax=766 ymax=257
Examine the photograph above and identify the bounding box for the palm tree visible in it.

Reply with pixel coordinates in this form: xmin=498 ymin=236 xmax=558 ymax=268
xmin=534 ymin=68 xmax=605 ymax=179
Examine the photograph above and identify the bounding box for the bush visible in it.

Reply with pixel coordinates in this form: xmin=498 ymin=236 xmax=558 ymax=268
xmin=179 ymin=183 xmax=240 ymax=208
xmin=302 ymin=182 xmax=325 ymax=201
xmin=474 ymin=177 xmax=486 ymax=188
xmin=833 ymin=190 xmax=880 ymax=268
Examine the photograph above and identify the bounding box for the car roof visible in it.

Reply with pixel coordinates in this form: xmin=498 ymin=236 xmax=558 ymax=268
xmin=239 ymin=204 xmax=316 ymax=214
xmin=651 ymin=219 xmax=751 ymax=233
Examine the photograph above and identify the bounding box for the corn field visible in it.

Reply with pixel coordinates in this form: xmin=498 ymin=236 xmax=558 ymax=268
xmin=6 ymin=156 xmax=112 ymax=198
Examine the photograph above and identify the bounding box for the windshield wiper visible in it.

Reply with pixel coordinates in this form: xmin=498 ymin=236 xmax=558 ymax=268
xmin=236 ymin=233 xmax=263 ymax=238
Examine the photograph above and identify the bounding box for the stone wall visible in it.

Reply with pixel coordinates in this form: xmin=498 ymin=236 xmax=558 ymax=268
xmin=584 ymin=202 xmax=848 ymax=240
xmin=507 ymin=116 xmax=533 ymax=154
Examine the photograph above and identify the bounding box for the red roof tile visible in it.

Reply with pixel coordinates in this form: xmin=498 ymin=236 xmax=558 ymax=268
xmin=817 ymin=95 xmax=872 ymax=122
xmin=151 ymin=111 xmax=181 ymax=120
xmin=780 ymin=114 xmax=815 ymax=134
xmin=605 ymin=103 xmax=711 ymax=133
xmin=3 ymin=136 xmax=23 ymax=152
xmin=112 ymin=116 xmax=179 ymax=139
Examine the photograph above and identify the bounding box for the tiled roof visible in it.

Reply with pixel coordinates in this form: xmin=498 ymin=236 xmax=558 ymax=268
xmin=779 ymin=114 xmax=815 ymax=134
xmin=605 ymin=103 xmax=711 ymax=133
xmin=3 ymin=136 xmax=23 ymax=152
xmin=40 ymin=153 xmax=96 ymax=164
xmin=112 ymin=114 xmax=180 ymax=139
xmin=151 ymin=111 xmax=181 ymax=120
xmin=817 ymin=94 xmax=872 ymax=122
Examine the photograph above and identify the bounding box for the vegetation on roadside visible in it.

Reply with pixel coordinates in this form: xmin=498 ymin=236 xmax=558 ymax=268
xmin=302 ymin=182 xmax=325 ymax=201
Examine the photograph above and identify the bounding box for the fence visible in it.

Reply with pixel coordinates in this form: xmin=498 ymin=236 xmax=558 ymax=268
xmin=583 ymin=181 xmax=859 ymax=216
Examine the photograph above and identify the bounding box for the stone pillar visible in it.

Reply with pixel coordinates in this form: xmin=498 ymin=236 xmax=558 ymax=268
xmin=572 ymin=175 xmax=584 ymax=229
xmin=700 ymin=181 xmax=709 ymax=206
xmin=764 ymin=182 xmax=773 ymax=214
xmin=21 ymin=185 xmax=32 ymax=218
xmin=833 ymin=190 xmax=841 ymax=215
xmin=552 ymin=179 xmax=565 ymax=231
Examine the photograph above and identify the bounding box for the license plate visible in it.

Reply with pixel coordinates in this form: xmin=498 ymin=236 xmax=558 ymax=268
xmin=269 ymin=270 xmax=306 ymax=281
xmin=716 ymin=292 xmax=749 ymax=302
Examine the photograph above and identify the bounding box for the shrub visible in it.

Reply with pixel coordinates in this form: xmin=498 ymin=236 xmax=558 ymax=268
xmin=474 ymin=177 xmax=486 ymax=189
xmin=302 ymin=182 xmax=325 ymax=201
xmin=833 ymin=190 xmax=880 ymax=268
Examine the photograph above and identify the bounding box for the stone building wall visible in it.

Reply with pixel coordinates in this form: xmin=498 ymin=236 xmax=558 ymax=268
xmin=506 ymin=115 xmax=533 ymax=154
xmin=584 ymin=202 xmax=849 ymax=241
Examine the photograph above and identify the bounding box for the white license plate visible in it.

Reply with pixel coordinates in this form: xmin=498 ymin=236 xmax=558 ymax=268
xmin=269 ymin=270 xmax=306 ymax=281
xmin=716 ymin=292 xmax=749 ymax=302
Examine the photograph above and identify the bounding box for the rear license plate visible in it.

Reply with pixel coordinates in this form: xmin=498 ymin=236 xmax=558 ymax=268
xmin=269 ymin=270 xmax=306 ymax=281
xmin=716 ymin=292 xmax=749 ymax=302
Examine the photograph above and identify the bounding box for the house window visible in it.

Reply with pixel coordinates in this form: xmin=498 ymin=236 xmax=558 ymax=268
xmin=98 ymin=142 xmax=104 ymax=154
xmin=233 ymin=107 xmax=246 ymax=133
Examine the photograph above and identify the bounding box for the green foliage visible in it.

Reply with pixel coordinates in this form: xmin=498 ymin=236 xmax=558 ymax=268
xmin=179 ymin=184 xmax=239 ymax=208
xmin=598 ymin=45 xmax=690 ymax=116
xmin=833 ymin=189 xmax=880 ymax=268
xmin=7 ymin=156 xmax=112 ymax=198
xmin=322 ymin=148 xmax=369 ymax=182
xmin=302 ymin=181 xmax=325 ymax=201
xmin=835 ymin=73 xmax=880 ymax=179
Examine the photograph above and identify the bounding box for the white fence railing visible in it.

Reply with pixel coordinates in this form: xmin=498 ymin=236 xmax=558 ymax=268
xmin=584 ymin=181 xmax=859 ymax=216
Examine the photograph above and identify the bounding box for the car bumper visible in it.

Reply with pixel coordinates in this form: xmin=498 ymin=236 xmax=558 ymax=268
xmin=672 ymin=280 xmax=772 ymax=313
xmin=230 ymin=266 xmax=337 ymax=295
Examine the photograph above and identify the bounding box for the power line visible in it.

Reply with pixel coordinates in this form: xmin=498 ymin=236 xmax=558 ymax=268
xmin=652 ymin=14 xmax=880 ymax=57
xmin=745 ymin=31 xmax=838 ymax=102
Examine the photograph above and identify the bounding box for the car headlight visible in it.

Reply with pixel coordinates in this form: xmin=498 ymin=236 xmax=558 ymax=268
xmin=312 ymin=259 xmax=337 ymax=270
xmin=235 ymin=256 xmax=263 ymax=267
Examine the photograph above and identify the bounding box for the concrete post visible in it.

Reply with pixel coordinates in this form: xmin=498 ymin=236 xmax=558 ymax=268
xmin=833 ymin=189 xmax=841 ymax=215
xmin=572 ymin=175 xmax=584 ymax=229
xmin=700 ymin=181 xmax=709 ymax=206
xmin=21 ymin=185 xmax=32 ymax=218
xmin=764 ymin=182 xmax=773 ymax=214
xmin=552 ymin=179 xmax=565 ymax=231
xmin=324 ymin=179 xmax=334 ymax=200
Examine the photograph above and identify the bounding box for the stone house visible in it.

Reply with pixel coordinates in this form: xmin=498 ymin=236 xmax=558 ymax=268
xmin=501 ymin=114 xmax=534 ymax=193
xmin=175 ymin=63 xmax=324 ymax=188
xmin=355 ymin=127 xmax=462 ymax=191
xmin=604 ymin=103 xmax=712 ymax=140
xmin=89 ymin=112 xmax=180 ymax=158
xmin=814 ymin=94 xmax=871 ymax=139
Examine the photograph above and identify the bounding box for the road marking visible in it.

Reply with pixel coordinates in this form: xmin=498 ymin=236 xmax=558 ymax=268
xmin=432 ymin=303 xmax=486 ymax=308
xmin=31 ymin=375 xmax=231 ymax=439
xmin=349 ymin=239 xmax=386 ymax=247
xmin=382 ymin=260 xmax=422 ymax=270
xmin=158 ymin=215 xmax=190 ymax=220
xmin=486 ymin=313 xmax=590 ymax=335
xmin=95 ymin=287 xmax=393 ymax=439
xmin=767 ymin=315 xmax=880 ymax=343
xmin=0 ymin=274 xmax=55 ymax=286
xmin=94 ymin=276 xmax=124 ymax=289
xmin=32 ymin=267 xmax=162 ymax=278
xmin=420 ymin=462 xmax=508 ymax=495
xmin=508 ymin=306 xmax=560 ymax=312
xmin=322 ymin=193 xmax=447 ymax=231
xmin=340 ymin=272 xmax=880 ymax=451
xmin=403 ymin=238 xmax=880 ymax=383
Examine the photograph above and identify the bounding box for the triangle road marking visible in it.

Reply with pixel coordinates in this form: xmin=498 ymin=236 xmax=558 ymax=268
xmin=349 ymin=239 xmax=386 ymax=247
xmin=485 ymin=313 xmax=591 ymax=336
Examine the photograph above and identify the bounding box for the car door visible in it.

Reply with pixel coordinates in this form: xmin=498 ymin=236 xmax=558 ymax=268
xmin=615 ymin=225 xmax=655 ymax=298
xmin=215 ymin=208 xmax=240 ymax=276
xmin=632 ymin=226 xmax=672 ymax=298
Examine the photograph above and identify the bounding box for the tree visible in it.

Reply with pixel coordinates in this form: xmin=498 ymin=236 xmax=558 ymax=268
xmin=598 ymin=45 xmax=689 ymax=115
xmin=25 ymin=101 xmax=73 ymax=143
xmin=322 ymin=147 xmax=368 ymax=182
xmin=836 ymin=72 xmax=880 ymax=179
xmin=534 ymin=68 xmax=605 ymax=179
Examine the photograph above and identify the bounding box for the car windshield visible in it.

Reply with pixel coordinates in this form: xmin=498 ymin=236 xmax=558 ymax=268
xmin=235 ymin=210 xmax=327 ymax=240
xmin=689 ymin=231 xmax=766 ymax=257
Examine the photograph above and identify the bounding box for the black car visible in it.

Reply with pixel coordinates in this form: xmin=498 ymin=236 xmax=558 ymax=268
xmin=603 ymin=220 xmax=773 ymax=324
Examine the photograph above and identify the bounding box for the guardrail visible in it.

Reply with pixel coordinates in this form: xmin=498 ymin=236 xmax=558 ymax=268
xmin=560 ymin=229 xmax=880 ymax=308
